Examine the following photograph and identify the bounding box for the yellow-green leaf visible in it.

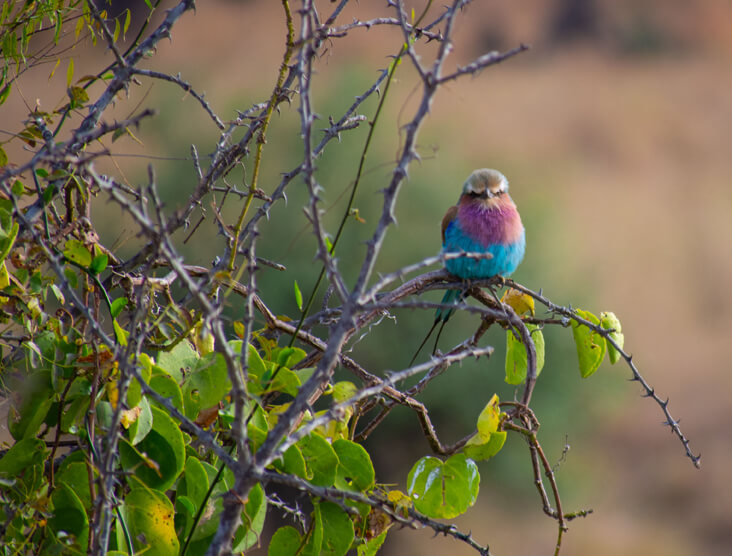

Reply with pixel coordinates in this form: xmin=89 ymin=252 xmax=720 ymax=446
xmin=123 ymin=9 xmax=132 ymax=37
xmin=463 ymin=430 xmax=507 ymax=461
xmin=66 ymin=58 xmax=74 ymax=87
xmin=113 ymin=318 xmax=128 ymax=346
xmin=120 ymin=488 xmax=179 ymax=556
xmin=331 ymin=381 xmax=357 ymax=404
xmin=572 ymin=309 xmax=606 ymax=378
xmin=600 ymin=311 xmax=624 ymax=364
xmin=0 ymin=261 xmax=9 ymax=289
xmin=505 ymin=324 xmax=544 ymax=385
xmin=63 ymin=239 xmax=92 ymax=267
xmin=75 ymin=17 xmax=84 ymax=40
xmin=475 ymin=394 xmax=501 ymax=440
xmin=294 ymin=280 xmax=303 ymax=311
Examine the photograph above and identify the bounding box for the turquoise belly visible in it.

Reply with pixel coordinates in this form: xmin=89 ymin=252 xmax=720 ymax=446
xmin=443 ymin=227 xmax=525 ymax=279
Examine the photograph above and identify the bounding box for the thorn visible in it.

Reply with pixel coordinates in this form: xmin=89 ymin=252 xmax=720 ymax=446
xmin=660 ymin=397 xmax=669 ymax=409
xmin=641 ymin=387 xmax=654 ymax=397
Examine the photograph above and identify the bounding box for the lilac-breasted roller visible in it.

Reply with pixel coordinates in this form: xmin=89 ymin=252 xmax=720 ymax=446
xmin=411 ymin=168 xmax=526 ymax=363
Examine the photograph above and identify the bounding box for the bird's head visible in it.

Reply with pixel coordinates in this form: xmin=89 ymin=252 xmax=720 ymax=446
xmin=460 ymin=168 xmax=510 ymax=209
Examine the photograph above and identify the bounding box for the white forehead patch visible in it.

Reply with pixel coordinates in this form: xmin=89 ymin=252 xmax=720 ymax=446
xmin=463 ymin=168 xmax=508 ymax=195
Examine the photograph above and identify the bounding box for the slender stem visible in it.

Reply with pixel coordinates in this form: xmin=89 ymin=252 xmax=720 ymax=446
xmin=228 ymin=0 xmax=295 ymax=272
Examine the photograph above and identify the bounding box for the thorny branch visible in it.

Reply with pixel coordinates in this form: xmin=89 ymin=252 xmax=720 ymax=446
xmin=504 ymin=279 xmax=701 ymax=468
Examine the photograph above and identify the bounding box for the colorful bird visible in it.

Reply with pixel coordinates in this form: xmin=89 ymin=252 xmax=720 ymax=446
xmin=411 ymin=168 xmax=526 ymax=363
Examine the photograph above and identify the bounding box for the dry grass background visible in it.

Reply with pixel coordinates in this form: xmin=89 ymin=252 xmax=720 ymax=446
xmin=3 ymin=0 xmax=732 ymax=554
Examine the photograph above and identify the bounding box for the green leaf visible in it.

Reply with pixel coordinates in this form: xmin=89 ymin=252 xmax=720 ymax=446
xmin=572 ymin=309 xmax=607 ymax=378
xmin=406 ymin=453 xmax=479 ymax=519
xmin=0 ymin=438 xmax=46 ymax=476
xmin=0 ymin=146 xmax=7 ymax=167
xmin=0 ymin=216 xmax=18 ymax=261
xmin=463 ymin=430 xmax=507 ymax=461
xmin=49 ymin=482 xmax=89 ymax=549
xmin=41 ymin=182 xmax=55 ymax=202
xmin=298 ymin=433 xmax=339 ymax=487
xmin=96 ymin=400 xmax=114 ymax=430
xmin=113 ymin=318 xmax=128 ymax=346
xmin=331 ymin=381 xmax=357 ymax=403
xmin=505 ymin=324 xmax=544 ymax=385
xmin=294 ymin=280 xmax=303 ymax=311
xmin=233 ymin=482 xmax=267 ymax=552
xmin=0 ymin=83 xmax=11 ymax=105
xmin=284 ymin=346 xmax=307 ymax=367
xmin=110 ymin=297 xmax=127 ymax=318
xmin=63 ymin=239 xmax=92 ymax=267
xmin=11 ymin=179 xmax=24 ymax=197
xmin=185 ymin=461 xmax=231 ymax=542
xmin=253 ymin=365 xmax=300 ymax=397
xmin=128 ymin=397 xmax=153 ymax=445
xmin=303 ymin=500 xmax=324 ymax=556
xmin=533 ymin=326 xmax=545 ymax=374
xmin=120 ymin=488 xmax=179 ymax=556
xmin=183 ymin=482 xmax=265 ymax=553
xmin=269 ymin=526 xmax=303 ymax=556
xmin=149 ymin=373 xmax=184 ymax=413
xmin=64 ymin=267 xmax=79 ymax=288
xmin=130 ymin=353 xmax=152 ymax=402
xmin=155 ymin=340 xmax=198 ymax=383
xmin=357 ymin=529 xmax=389 ymax=556
xmin=272 ymin=443 xmax=307 ymax=479
xmin=175 ymin=495 xmax=195 ymax=520
xmin=600 ymin=311 xmax=624 ymax=364
xmin=119 ymin=405 xmax=185 ymax=490
xmin=57 ymin=459 xmax=93 ymax=511
xmin=7 ymin=370 xmax=53 ymax=440
xmin=246 ymin=342 xmax=267 ymax=378
xmin=89 ymin=253 xmax=108 ymax=274
xmin=182 ymin=456 xmax=209 ymax=512
xmin=318 ymin=501 xmax=355 ymax=556
xmin=182 ymin=352 xmax=232 ymax=419
xmin=61 ymin=396 xmax=89 ymax=434
xmin=276 ymin=347 xmax=295 ymax=367
xmin=49 ymin=283 xmax=65 ymax=304
xmin=333 ymin=439 xmax=375 ymax=492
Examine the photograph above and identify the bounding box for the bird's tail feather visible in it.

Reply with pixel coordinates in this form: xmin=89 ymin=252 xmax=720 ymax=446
xmin=408 ymin=319 xmax=439 ymax=368
xmin=435 ymin=288 xmax=463 ymax=323
xmin=409 ymin=288 xmax=465 ymax=366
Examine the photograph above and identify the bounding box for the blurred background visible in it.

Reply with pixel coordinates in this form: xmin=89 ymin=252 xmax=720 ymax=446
xmin=3 ymin=0 xmax=731 ymax=554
